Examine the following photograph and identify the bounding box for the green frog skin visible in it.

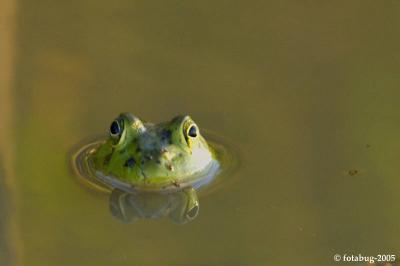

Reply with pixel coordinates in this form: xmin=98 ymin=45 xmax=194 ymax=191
xmin=88 ymin=113 xmax=217 ymax=191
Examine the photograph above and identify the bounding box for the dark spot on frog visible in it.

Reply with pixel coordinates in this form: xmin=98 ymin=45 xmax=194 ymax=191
xmin=366 ymin=144 xmax=371 ymax=148
xmin=166 ymin=164 xmax=174 ymax=171
xmin=348 ymin=169 xmax=359 ymax=176
xmin=144 ymin=154 xmax=153 ymax=161
xmin=160 ymin=148 xmax=168 ymax=155
xmin=124 ymin=157 xmax=136 ymax=168
xmin=161 ymin=129 xmax=172 ymax=144
xmin=104 ymin=154 xmax=112 ymax=165
xmin=161 ymin=129 xmax=172 ymax=139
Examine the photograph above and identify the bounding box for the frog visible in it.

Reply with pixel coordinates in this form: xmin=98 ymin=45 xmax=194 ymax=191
xmin=86 ymin=113 xmax=220 ymax=192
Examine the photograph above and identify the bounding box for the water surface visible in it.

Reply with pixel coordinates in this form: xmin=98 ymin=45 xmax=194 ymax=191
xmin=1 ymin=1 xmax=400 ymax=265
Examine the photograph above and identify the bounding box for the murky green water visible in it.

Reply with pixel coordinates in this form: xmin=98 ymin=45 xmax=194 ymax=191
xmin=1 ymin=1 xmax=400 ymax=265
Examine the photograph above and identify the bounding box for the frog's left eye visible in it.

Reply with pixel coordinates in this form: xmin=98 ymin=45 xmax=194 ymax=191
xmin=187 ymin=125 xmax=198 ymax=138
xmin=110 ymin=119 xmax=123 ymax=139
xmin=182 ymin=120 xmax=199 ymax=146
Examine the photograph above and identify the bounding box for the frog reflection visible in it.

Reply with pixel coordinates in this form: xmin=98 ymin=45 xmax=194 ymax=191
xmin=109 ymin=187 xmax=199 ymax=224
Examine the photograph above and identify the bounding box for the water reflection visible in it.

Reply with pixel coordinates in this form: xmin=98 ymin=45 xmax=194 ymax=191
xmin=109 ymin=187 xmax=199 ymax=224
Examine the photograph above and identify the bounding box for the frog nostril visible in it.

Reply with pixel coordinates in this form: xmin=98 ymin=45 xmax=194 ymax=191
xmin=124 ymin=157 xmax=136 ymax=168
xmin=161 ymin=129 xmax=172 ymax=142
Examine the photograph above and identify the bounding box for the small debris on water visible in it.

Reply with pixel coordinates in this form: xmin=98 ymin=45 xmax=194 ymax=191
xmin=348 ymin=169 xmax=359 ymax=176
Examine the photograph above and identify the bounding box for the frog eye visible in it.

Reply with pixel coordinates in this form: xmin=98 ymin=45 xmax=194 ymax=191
xmin=187 ymin=125 xmax=198 ymax=138
xmin=188 ymin=125 xmax=198 ymax=137
xmin=182 ymin=119 xmax=199 ymax=146
xmin=110 ymin=119 xmax=123 ymax=139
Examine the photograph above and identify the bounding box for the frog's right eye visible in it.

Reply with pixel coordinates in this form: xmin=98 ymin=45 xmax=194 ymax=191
xmin=110 ymin=119 xmax=123 ymax=139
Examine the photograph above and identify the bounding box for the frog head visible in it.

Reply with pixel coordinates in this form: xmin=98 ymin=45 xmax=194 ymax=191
xmin=91 ymin=113 xmax=215 ymax=189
